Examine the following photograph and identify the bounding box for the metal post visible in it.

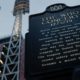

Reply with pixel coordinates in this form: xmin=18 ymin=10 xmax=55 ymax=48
xmin=1 ymin=10 xmax=22 ymax=80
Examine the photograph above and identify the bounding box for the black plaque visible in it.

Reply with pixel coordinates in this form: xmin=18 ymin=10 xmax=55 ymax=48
xmin=25 ymin=4 xmax=80 ymax=80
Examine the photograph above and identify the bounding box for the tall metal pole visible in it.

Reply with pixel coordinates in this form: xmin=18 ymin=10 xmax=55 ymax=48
xmin=1 ymin=0 xmax=29 ymax=80
xmin=1 ymin=10 xmax=22 ymax=80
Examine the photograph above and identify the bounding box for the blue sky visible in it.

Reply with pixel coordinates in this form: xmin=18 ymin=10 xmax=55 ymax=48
xmin=0 ymin=0 xmax=80 ymax=38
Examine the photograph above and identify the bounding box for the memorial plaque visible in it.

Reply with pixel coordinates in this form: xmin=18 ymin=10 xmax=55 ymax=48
xmin=25 ymin=4 xmax=80 ymax=80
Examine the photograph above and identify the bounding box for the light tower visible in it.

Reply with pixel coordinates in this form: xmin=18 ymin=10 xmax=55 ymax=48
xmin=1 ymin=0 xmax=29 ymax=80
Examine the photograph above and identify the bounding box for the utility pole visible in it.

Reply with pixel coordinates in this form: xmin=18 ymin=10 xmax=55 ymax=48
xmin=1 ymin=0 xmax=29 ymax=80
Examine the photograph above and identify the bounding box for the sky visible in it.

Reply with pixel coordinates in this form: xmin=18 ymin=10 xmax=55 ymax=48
xmin=0 ymin=0 xmax=80 ymax=39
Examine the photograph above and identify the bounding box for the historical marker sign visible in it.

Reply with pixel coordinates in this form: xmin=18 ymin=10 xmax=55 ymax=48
xmin=25 ymin=4 xmax=80 ymax=80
